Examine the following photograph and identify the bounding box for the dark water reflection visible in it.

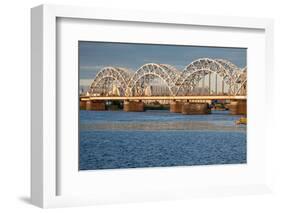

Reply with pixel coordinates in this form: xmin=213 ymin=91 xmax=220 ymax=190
xmin=79 ymin=110 xmax=246 ymax=170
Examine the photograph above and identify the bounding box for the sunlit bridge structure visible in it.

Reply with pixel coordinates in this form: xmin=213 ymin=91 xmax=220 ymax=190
xmin=88 ymin=58 xmax=246 ymax=97
xmin=82 ymin=58 xmax=247 ymax=115
xmin=89 ymin=67 xmax=132 ymax=97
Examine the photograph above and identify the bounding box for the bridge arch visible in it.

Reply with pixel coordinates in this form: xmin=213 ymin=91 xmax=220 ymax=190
xmin=90 ymin=67 xmax=132 ymax=96
xmin=215 ymin=59 xmax=241 ymax=76
xmin=125 ymin=63 xmax=179 ymax=96
xmin=175 ymin=58 xmax=235 ymax=95
xmin=87 ymin=58 xmax=246 ymax=97
xmin=234 ymin=67 xmax=247 ymax=95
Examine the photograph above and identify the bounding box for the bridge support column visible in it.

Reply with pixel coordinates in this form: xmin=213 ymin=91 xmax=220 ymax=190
xmin=170 ymin=101 xmax=183 ymax=113
xmin=80 ymin=100 xmax=86 ymax=110
xmin=182 ymin=102 xmax=210 ymax=115
xmin=228 ymin=100 xmax=247 ymax=115
xmin=123 ymin=101 xmax=144 ymax=112
xmin=85 ymin=100 xmax=106 ymax=111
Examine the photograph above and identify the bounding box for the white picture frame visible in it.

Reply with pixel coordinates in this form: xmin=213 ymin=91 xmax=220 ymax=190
xmin=31 ymin=4 xmax=274 ymax=208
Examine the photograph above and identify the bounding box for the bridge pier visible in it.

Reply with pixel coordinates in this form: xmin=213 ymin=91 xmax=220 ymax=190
xmin=182 ymin=102 xmax=210 ymax=115
xmin=123 ymin=100 xmax=144 ymax=112
xmin=85 ymin=100 xmax=106 ymax=111
xmin=228 ymin=100 xmax=247 ymax=115
xmin=170 ymin=101 xmax=183 ymax=113
xmin=80 ymin=100 xmax=86 ymax=110
xmin=170 ymin=101 xmax=210 ymax=114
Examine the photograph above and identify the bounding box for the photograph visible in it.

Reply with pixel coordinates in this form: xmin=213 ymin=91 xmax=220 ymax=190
xmin=78 ymin=41 xmax=247 ymax=171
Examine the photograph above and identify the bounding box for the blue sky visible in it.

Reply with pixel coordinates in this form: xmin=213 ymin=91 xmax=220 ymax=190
xmin=79 ymin=41 xmax=246 ymax=87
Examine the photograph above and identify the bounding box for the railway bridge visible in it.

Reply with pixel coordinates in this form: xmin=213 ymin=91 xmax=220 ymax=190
xmin=80 ymin=58 xmax=247 ymax=115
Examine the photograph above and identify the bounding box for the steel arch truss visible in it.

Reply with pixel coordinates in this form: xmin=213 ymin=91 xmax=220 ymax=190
xmin=88 ymin=58 xmax=247 ymax=97
xmin=215 ymin=59 xmax=241 ymax=77
xmin=90 ymin=67 xmax=132 ymax=96
xmin=175 ymin=58 xmax=236 ymax=95
xmin=125 ymin=63 xmax=180 ymax=96
xmin=234 ymin=67 xmax=247 ymax=95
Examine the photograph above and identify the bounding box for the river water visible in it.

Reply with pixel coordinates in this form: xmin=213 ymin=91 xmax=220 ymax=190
xmin=79 ymin=110 xmax=246 ymax=170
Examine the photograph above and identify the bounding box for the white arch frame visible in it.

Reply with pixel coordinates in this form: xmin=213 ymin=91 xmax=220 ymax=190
xmin=175 ymin=58 xmax=235 ymax=95
xmin=125 ymin=63 xmax=178 ymax=96
xmin=234 ymin=67 xmax=247 ymax=95
xmin=88 ymin=58 xmax=247 ymax=97
xmin=90 ymin=67 xmax=132 ymax=96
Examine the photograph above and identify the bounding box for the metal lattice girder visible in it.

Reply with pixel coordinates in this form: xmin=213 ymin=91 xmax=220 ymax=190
xmin=90 ymin=67 xmax=132 ymax=96
xmin=234 ymin=67 xmax=247 ymax=95
xmin=215 ymin=59 xmax=241 ymax=77
xmin=175 ymin=58 xmax=236 ymax=95
xmin=125 ymin=63 xmax=180 ymax=96
xmin=88 ymin=58 xmax=247 ymax=97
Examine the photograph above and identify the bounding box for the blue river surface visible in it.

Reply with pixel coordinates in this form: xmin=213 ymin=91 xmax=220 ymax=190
xmin=79 ymin=110 xmax=246 ymax=170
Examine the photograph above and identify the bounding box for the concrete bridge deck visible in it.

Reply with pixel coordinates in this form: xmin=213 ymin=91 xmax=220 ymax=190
xmin=80 ymin=95 xmax=247 ymax=101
